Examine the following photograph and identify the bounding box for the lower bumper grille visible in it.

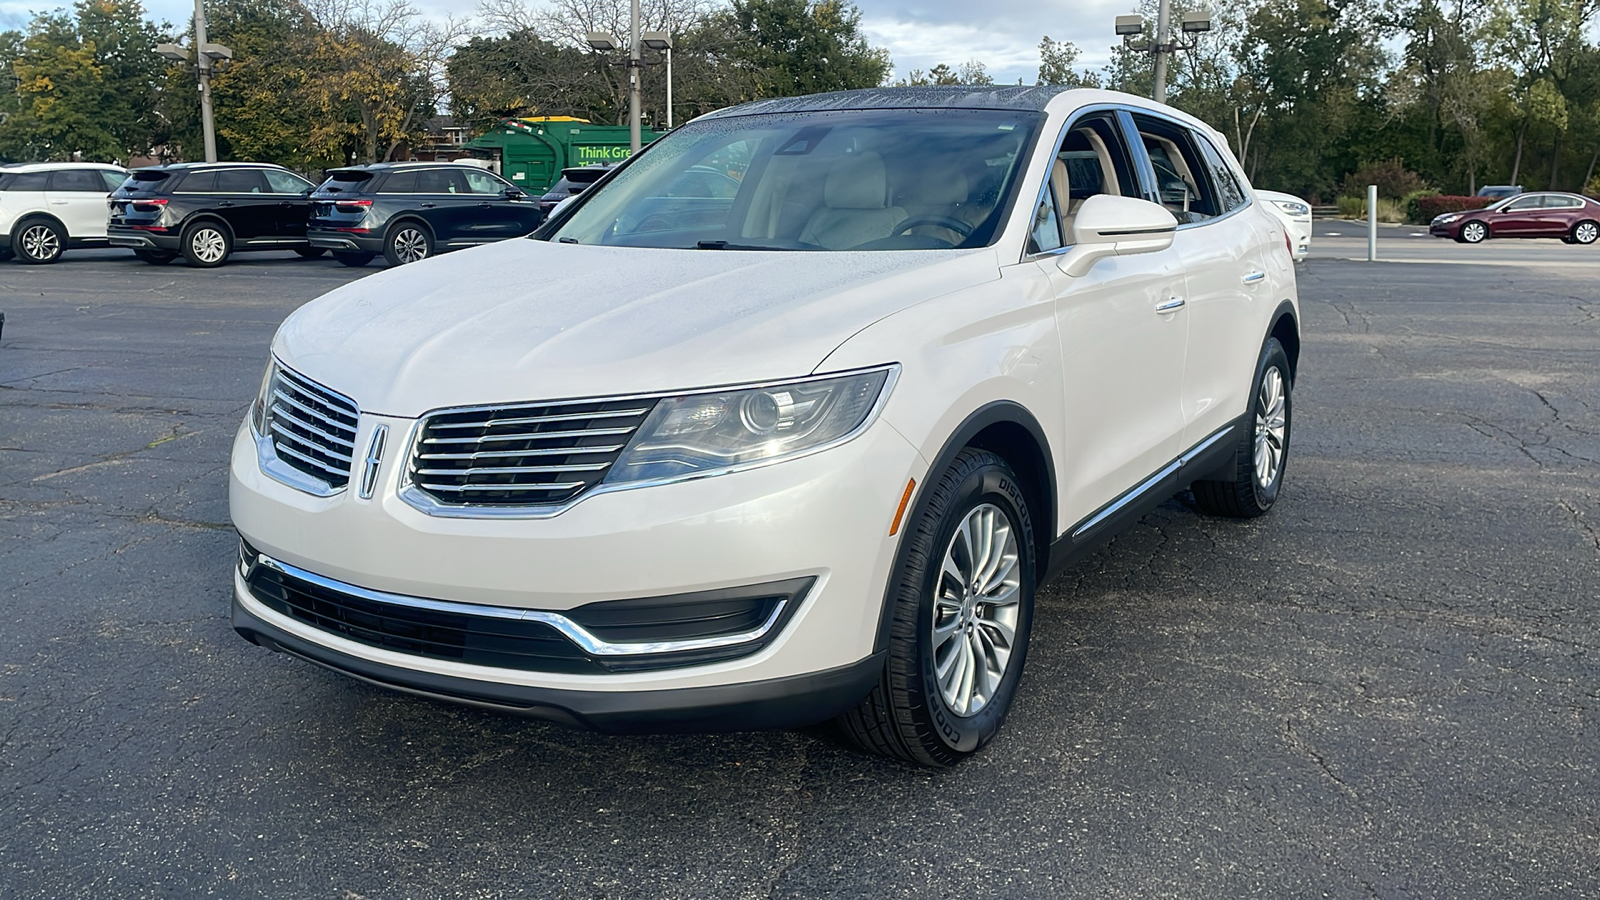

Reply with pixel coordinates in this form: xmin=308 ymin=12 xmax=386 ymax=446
xmin=239 ymin=543 xmax=812 ymax=674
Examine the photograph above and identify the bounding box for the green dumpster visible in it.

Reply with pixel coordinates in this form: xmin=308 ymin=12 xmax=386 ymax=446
xmin=464 ymin=117 xmax=663 ymax=195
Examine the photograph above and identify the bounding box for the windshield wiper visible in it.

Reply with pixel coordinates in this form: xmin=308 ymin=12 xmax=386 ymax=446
xmin=695 ymin=240 xmax=794 ymax=251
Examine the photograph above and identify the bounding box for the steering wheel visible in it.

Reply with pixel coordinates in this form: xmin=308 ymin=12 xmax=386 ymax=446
xmin=894 ymin=215 xmax=973 ymax=238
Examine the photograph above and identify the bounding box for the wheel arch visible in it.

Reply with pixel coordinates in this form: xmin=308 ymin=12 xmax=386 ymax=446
xmin=872 ymin=400 xmax=1057 ymax=654
xmin=1268 ymin=300 xmax=1300 ymax=382
xmin=386 ymin=215 xmax=436 ymax=242
xmin=182 ymin=213 xmax=234 ymax=241
xmin=11 ymin=212 xmax=68 ymax=240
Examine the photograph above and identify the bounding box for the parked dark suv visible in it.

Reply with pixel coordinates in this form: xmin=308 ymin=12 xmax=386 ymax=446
xmin=107 ymin=162 xmax=321 ymax=267
xmin=306 ymin=163 xmax=542 ymax=267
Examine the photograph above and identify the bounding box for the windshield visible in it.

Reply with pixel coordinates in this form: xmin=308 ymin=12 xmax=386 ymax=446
xmin=548 ymin=108 xmax=1044 ymax=251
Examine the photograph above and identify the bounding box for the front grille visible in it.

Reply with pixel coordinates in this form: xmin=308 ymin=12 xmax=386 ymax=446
xmin=266 ymin=366 xmax=359 ymax=489
xmin=245 ymin=557 xmax=604 ymax=675
xmin=408 ymin=396 xmax=657 ymax=507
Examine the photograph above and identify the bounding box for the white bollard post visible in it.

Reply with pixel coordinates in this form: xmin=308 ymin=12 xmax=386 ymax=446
xmin=1367 ymin=184 xmax=1378 ymax=262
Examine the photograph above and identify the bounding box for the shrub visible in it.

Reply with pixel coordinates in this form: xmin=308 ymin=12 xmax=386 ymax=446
xmin=1413 ymin=195 xmax=1484 ymax=222
xmin=1403 ymin=190 xmax=1440 ymax=224
xmin=1336 ymin=195 xmax=1408 ymax=223
xmin=1341 ymin=159 xmax=1429 ymax=200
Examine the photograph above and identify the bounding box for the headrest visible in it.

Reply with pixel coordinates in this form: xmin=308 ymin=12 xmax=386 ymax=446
xmin=901 ymin=170 xmax=969 ymax=206
xmin=824 ymin=153 xmax=889 ymax=210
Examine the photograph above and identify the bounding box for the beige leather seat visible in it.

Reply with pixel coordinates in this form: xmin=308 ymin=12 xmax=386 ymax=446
xmin=799 ymin=153 xmax=906 ymax=249
xmin=897 ymin=168 xmax=971 ymax=244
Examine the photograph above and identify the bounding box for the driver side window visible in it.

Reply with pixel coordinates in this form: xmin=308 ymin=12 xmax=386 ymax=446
xmin=1026 ymin=112 xmax=1141 ymax=255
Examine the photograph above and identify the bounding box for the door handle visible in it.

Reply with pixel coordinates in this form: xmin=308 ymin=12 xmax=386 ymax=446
xmin=480 ymin=202 xmax=494 ymax=208
xmin=420 ymin=203 xmax=437 ymax=209
xmin=1242 ymin=271 xmax=1266 ymax=285
xmin=1155 ymin=297 xmax=1186 ymax=313
xmin=217 ymin=201 xmax=235 ymax=208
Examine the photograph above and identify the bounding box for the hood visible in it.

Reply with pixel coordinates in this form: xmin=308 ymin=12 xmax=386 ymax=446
xmin=273 ymin=238 xmax=999 ymax=417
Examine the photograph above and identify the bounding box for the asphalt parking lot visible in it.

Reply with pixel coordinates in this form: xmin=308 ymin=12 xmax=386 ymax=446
xmin=2 ymin=245 xmax=1598 ymax=899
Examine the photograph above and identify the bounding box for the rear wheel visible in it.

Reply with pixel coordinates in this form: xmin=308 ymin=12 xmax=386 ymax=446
xmin=14 ymin=218 xmax=65 ymax=264
xmin=1457 ymin=220 xmax=1488 ymax=244
xmin=1192 ymin=337 xmax=1292 ymax=518
xmin=838 ymin=448 xmax=1036 ymax=767
xmin=384 ymin=222 xmax=433 ymax=266
xmin=133 ymin=249 xmax=178 ymax=265
xmin=332 ymin=251 xmax=374 ymax=268
xmin=1572 ymin=220 xmax=1598 ymax=245
xmin=295 ymin=247 xmax=328 ymax=259
xmin=181 ymin=222 xmax=231 ymax=267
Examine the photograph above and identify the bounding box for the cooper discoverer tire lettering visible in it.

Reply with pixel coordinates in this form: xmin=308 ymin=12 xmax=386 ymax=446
xmin=838 ymin=448 xmax=1036 ymax=767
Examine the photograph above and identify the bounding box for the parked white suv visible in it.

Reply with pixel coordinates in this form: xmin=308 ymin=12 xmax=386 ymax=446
xmin=0 ymin=163 xmax=127 ymax=263
xmin=230 ymin=88 xmax=1299 ymax=766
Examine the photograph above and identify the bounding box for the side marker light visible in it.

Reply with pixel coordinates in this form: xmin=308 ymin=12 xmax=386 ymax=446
xmin=889 ymin=478 xmax=916 ymax=536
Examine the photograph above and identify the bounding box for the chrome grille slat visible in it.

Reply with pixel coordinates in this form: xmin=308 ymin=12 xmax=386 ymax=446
xmin=264 ymin=366 xmax=359 ymax=490
xmin=409 ymin=397 xmax=658 ymax=508
xmin=428 ymin=408 xmax=651 ymax=429
xmin=422 ymin=426 xmax=636 ymax=445
xmin=417 ymin=445 xmax=624 ymax=461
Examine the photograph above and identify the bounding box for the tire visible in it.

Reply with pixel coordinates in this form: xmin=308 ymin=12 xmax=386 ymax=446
xmin=383 ymin=222 xmax=433 ymax=266
xmin=13 ymin=218 xmax=65 ymax=264
xmin=838 ymin=448 xmax=1037 ymax=767
xmin=133 ymin=249 xmax=178 ymax=265
xmin=295 ymin=247 xmax=328 ymax=259
xmin=1572 ymin=220 xmax=1598 ymax=246
xmin=332 ymin=251 xmax=374 ymax=268
xmin=1192 ymin=337 xmax=1292 ymax=518
xmin=181 ymin=221 xmax=232 ymax=268
xmin=1457 ymin=220 xmax=1488 ymax=244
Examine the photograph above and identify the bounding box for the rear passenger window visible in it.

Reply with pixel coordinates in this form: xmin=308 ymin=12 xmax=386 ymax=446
xmin=1195 ymin=135 xmax=1248 ymax=213
xmin=415 ymin=169 xmax=462 ymax=193
xmin=49 ymin=170 xmax=109 ymax=192
xmin=215 ymin=170 xmax=266 ymax=193
xmin=1133 ymin=116 xmax=1221 ymax=224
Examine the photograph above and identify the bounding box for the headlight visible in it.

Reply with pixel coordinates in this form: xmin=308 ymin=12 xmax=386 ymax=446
xmin=1272 ymin=199 xmax=1310 ymax=216
xmin=249 ymin=359 xmax=277 ymax=435
xmin=605 ymin=366 xmax=897 ymax=486
xmin=1434 ymin=213 xmax=1460 ymax=224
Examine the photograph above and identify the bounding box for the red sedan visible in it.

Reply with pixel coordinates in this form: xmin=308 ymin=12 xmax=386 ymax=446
xmin=1430 ymin=192 xmax=1600 ymax=245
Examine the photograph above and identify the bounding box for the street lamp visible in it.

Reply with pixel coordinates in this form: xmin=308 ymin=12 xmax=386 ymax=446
xmin=156 ymin=1 xmax=231 ymax=162
xmin=1112 ymin=1 xmax=1210 ymax=104
xmin=641 ymin=32 xmax=673 ymax=129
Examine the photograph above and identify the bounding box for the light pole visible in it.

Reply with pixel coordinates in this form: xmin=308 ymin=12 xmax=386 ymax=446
xmin=155 ymin=0 xmax=232 ymax=162
xmin=1114 ymin=4 xmax=1210 ymax=104
xmin=642 ymin=32 xmax=673 ymax=129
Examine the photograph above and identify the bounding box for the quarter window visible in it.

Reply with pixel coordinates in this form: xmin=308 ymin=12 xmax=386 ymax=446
xmin=99 ymin=171 xmax=126 ymax=192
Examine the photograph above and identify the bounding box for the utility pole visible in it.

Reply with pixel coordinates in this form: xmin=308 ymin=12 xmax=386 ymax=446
xmin=194 ymin=0 xmax=217 ymax=162
xmin=629 ymin=0 xmax=642 ymax=154
xmin=1151 ymin=0 xmax=1172 ymax=104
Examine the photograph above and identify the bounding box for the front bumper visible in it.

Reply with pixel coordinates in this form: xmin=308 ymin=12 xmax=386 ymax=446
xmin=1429 ymin=222 xmax=1461 ymax=238
xmin=230 ymin=411 xmax=926 ymax=723
xmin=307 ymin=227 xmax=382 ymax=253
xmin=108 ymin=225 xmax=180 ymax=250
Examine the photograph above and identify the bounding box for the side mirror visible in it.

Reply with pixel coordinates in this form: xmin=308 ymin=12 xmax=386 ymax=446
xmin=505 ymin=188 xmax=526 ymax=200
xmin=1055 ymin=194 xmax=1178 ymax=277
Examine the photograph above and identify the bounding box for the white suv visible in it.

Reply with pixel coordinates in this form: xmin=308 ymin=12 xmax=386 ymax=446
xmin=229 ymin=88 xmax=1299 ymax=766
xmin=0 ymin=163 xmax=127 ymax=263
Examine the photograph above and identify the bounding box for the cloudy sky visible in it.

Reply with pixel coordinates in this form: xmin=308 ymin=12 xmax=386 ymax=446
xmin=3 ymin=0 xmax=1135 ymax=86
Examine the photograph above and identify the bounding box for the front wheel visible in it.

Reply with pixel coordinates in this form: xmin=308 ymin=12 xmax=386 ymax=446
xmin=1457 ymin=220 xmax=1488 ymax=244
xmin=838 ymin=448 xmax=1036 ymax=767
xmin=1192 ymin=337 xmax=1292 ymax=518
xmin=1572 ymin=220 xmax=1598 ymax=246
xmin=181 ymin=222 xmax=232 ymax=267
xmin=383 ymin=223 xmax=433 ymax=266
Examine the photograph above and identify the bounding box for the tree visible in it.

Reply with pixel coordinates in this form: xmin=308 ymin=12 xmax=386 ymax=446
xmin=1037 ymin=35 xmax=1099 ymax=87
xmin=727 ymin=0 xmax=890 ymax=97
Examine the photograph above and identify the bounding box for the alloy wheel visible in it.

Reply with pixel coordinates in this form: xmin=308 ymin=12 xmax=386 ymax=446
xmin=190 ymin=228 xmax=227 ymax=264
xmin=931 ymin=503 xmax=1022 ymax=717
xmin=1254 ymin=366 xmax=1287 ymax=490
xmin=393 ymin=228 xmax=429 ymax=264
xmin=20 ymin=224 xmax=60 ymax=261
xmin=1576 ymin=222 xmax=1598 ymax=245
xmin=1461 ymin=221 xmax=1487 ymax=243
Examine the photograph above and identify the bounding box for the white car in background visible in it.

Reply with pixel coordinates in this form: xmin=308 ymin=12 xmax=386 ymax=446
xmin=1257 ymin=189 xmax=1312 ymax=262
xmin=0 ymin=162 xmax=127 ymax=263
xmin=230 ymin=87 xmax=1301 ymax=767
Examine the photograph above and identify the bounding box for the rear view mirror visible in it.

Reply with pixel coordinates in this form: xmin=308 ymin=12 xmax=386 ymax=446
xmin=1056 ymin=194 xmax=1178 ymax=276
